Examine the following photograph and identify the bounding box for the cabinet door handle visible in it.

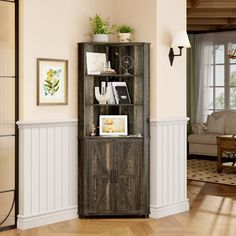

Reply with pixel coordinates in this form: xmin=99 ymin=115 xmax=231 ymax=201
xmin=110 ymin=170 xmax=113 ymax=183
xmin=114 ymin=170 xmax=118 ymax=183
xmin=111 ymin=170 xmax=114 ymax=183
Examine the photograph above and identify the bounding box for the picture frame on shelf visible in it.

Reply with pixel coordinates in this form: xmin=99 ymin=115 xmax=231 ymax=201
xmin=86 ymin=52 xmax=106 ymax=75
xmin=99 ymin=115 xmax=128 ymax=136
xmin=37 ymin=58 xmax=68 ymax=106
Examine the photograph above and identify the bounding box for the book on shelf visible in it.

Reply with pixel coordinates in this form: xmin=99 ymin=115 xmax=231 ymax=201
xmin=115 ymin=86 xmax=131 ymax=104
xmin=101 ymin=81 xmax=106 ymax=95
xmin=107 ymin=82 xmax=116 ymax=104
xmin=96 ymin=81 xmax=131 ymax=105
xmin=111 ymin=82 xmax=131 ymax=104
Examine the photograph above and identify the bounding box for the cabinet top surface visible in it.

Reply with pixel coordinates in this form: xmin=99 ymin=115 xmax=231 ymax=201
xmin=77 ymin=42 xmax=151 ymax=46
xmin=217 ymin=135 xmax=236 ymax=140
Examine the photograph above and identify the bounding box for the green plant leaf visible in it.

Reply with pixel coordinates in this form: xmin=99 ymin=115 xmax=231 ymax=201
xmin=89 ymin=14 xmax=111 ymax=34
xmin=44 ymin=79 xmax=53 ymax=85
xmin=116 ymin=24 xmax=135 ymax=33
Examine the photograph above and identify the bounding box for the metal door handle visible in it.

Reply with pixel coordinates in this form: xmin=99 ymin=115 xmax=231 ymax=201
xmin=111 ymin=170 xmax=115 ymax=183
xmin=114 ymin=170 xmax=118 ymax=183
xmin=110 ymin=170 xmax=114 ymax=183
xmin=110 ymin=170 xmax=118 ymax=183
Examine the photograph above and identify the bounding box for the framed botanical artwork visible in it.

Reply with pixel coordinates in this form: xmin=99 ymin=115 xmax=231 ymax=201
xmin=37 ymin=58 xmax=68 ymax=105
xmin=99 ymin=115 xmax=128 ymax=136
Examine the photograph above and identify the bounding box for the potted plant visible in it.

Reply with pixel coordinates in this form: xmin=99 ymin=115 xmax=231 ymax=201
xmin=115 ymin=24 xmax=136 ymax=42
xmin=89 ymin=14 xmax=111 ymax=42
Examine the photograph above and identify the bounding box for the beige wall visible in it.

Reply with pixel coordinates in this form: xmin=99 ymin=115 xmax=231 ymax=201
xmin=114 ymin=0 xmax=187 ymax=119
xmin=19 ymin=0 xmax=114 ymax=121
xmin=19 ymin=0 xmax=187 ymax=121
xmin=156 ymin=0 xmax=187 ymax=118
xmin=113 ymin=0 xmax=157 ymax=118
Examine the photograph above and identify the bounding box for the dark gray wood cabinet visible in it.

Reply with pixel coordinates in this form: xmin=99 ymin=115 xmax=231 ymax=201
xmin=78 ymin=42 xmax=150 ymax=217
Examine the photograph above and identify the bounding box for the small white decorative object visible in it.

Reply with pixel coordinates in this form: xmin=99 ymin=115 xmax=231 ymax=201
xmin=107 ymin=82 xmax=116 ymax=104
xmin=95 ymin=86 xmax=111 ymax=104
xmin=103 ymin=61 xmax=116 ymax=73
xmin=91 ymin=124 xmax=96 ymax=136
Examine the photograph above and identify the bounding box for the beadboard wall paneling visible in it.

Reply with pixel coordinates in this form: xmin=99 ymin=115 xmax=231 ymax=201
xmin=150 ymin=118 xmax=189 ymax=218
xmin=17 ymin=120 xmax=78 ymax=230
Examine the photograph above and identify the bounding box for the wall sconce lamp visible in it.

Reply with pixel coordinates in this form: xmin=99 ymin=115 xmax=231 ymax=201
xmin=169 ymin=31 xmax=191 ymax=66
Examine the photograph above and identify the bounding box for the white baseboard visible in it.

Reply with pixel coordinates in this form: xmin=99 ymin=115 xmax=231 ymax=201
xmin=17 ymin=207 xmax=78 ymax=230
xmin=150 ymin=200 xmax=189 ymax=219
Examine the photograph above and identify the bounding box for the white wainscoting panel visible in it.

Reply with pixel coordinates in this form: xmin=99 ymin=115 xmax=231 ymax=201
xmin=150 ymin=118 xmax=189 ymax=218
xmin=17 ymin=120 xmax=78 ymax=229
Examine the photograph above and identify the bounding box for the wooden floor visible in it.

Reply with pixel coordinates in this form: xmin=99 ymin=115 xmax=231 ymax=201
xmin=1 ymin=180 xmax=236 ymax=236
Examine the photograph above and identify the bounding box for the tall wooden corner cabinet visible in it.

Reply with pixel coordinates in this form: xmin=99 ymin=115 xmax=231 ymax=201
xmin=77 ymin=42 xmax=150 ymax=217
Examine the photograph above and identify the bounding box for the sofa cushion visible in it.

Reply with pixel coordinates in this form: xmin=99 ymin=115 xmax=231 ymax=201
xmin=205 ymin=114 xmax=225 ymax=134
xmin=188 ymin=133 xmax=218 ymax=145
xmin=211 ymin=111 xmax=225 ymax=119
xmin=224 ymin=112 xmax=236 ymax=134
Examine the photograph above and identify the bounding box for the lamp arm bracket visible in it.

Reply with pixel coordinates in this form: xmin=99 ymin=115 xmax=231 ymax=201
xmin=169 ymin=46 xmax=184 ymax=66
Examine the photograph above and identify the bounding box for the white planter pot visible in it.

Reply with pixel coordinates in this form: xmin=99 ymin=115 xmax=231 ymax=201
xmin=92 ymin=34 xmax=109 ymax=42
xmin=118 ymin=33 xmax=132 ymax=42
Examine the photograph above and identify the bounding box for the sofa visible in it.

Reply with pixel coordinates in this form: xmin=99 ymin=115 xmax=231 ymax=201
xmin=188 ymin=111 xmax=236 ymax=156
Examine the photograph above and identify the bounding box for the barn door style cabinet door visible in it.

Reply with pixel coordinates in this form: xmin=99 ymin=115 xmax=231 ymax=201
xmin=78 ymin=42 xmax=150 ymax=217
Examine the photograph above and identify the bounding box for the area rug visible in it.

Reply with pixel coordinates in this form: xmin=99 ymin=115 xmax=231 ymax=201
xmin=187 ymin=159 xmax=236 ymax=186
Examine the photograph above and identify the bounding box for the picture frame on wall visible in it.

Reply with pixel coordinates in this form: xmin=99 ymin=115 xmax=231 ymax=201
xmin=99 ymin=115 xmax=128 ymax=136
xmin=37 ymin=58 xmax=68 ymax=105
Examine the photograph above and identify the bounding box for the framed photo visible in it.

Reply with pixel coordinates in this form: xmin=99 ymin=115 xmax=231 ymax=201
xmin=86 ymin=52 xmax=106 ymax=75
xmin=37 ymin=58 xmax=68 ymax=105
xmin=99 ymin=115 xmax=128 ymax=136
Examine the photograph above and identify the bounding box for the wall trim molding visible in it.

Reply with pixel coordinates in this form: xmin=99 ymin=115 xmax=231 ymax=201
xmin=16 ymin=119 xmax=78 ymax=129
xmin=150 ymin=117 xmax=190 ymax=124
xmin=17 ymin=119 xmax=78 ymax=229
xmin=17 ymin=206 xmax=78 ymax=230
xmin=150 ymin=200 xmax=189 ymax=219
xmin=150 ymin=117 xmax=189 ymax=218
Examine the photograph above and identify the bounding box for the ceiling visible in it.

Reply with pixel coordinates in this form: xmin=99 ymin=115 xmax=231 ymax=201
xmin=187 ymin=0 xmax=236 ymax=33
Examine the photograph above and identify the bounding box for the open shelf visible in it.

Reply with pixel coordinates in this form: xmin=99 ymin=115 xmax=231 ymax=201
xmin=85 ymin=103 xmax=143 ymax=106
xmin=86 ymin=73 xmax=135 ymax=78
xmin=82 ymin=135 xmax=143 ymax=139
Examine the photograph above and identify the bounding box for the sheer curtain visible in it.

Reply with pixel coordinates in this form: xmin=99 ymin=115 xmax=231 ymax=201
xmin=194 ymin=33 xmax=214 ymax=123
xmin=187 ymin=35 xmax=196 ymax=134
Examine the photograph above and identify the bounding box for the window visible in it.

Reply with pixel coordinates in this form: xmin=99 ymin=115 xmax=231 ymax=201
xmin=209 ymin=43 xmax=236 ymax=113
xmin=229 ymin=47 xmax=236 ymax=109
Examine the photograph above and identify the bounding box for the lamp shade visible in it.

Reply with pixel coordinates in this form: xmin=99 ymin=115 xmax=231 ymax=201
xmin=171 ymin=31 xmax=191 ymax=48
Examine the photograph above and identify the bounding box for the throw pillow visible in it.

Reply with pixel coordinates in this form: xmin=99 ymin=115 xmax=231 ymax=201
xmin=206 ymin=114 xmax=225 ymax=134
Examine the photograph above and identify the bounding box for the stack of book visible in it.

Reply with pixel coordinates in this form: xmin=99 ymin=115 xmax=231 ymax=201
xmin=100 ymin=81 xmax=131 ymax=104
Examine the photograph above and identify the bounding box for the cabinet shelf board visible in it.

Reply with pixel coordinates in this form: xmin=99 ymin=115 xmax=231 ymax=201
xmin=86 ymin=103 xmax=143 ymax=107
xmin=86 ymin=74 xmax=135 ymax=78
xmin=80 ymin=136 xmax=143 ymax=139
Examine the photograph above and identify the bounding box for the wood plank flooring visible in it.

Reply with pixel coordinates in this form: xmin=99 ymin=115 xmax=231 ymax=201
xmin=1 ymin=180 xmax=236 ymax=236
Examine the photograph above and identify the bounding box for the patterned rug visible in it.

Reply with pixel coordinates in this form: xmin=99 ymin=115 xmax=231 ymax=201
xmin=187 ymin=159 xmax=236 ymax=186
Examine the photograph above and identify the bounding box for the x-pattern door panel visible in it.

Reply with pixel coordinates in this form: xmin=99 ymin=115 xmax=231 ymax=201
xmin=87 ymin=140 xmax=114 ymax=214
xmin=114 ymin=139 xmax=142 ymax=214
xmin=85 ymin=139 xmax=143 ymax=215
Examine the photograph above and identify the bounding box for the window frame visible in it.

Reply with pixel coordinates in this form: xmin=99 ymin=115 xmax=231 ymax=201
xmin=209 ymin=42 xmax=236 ymax=113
